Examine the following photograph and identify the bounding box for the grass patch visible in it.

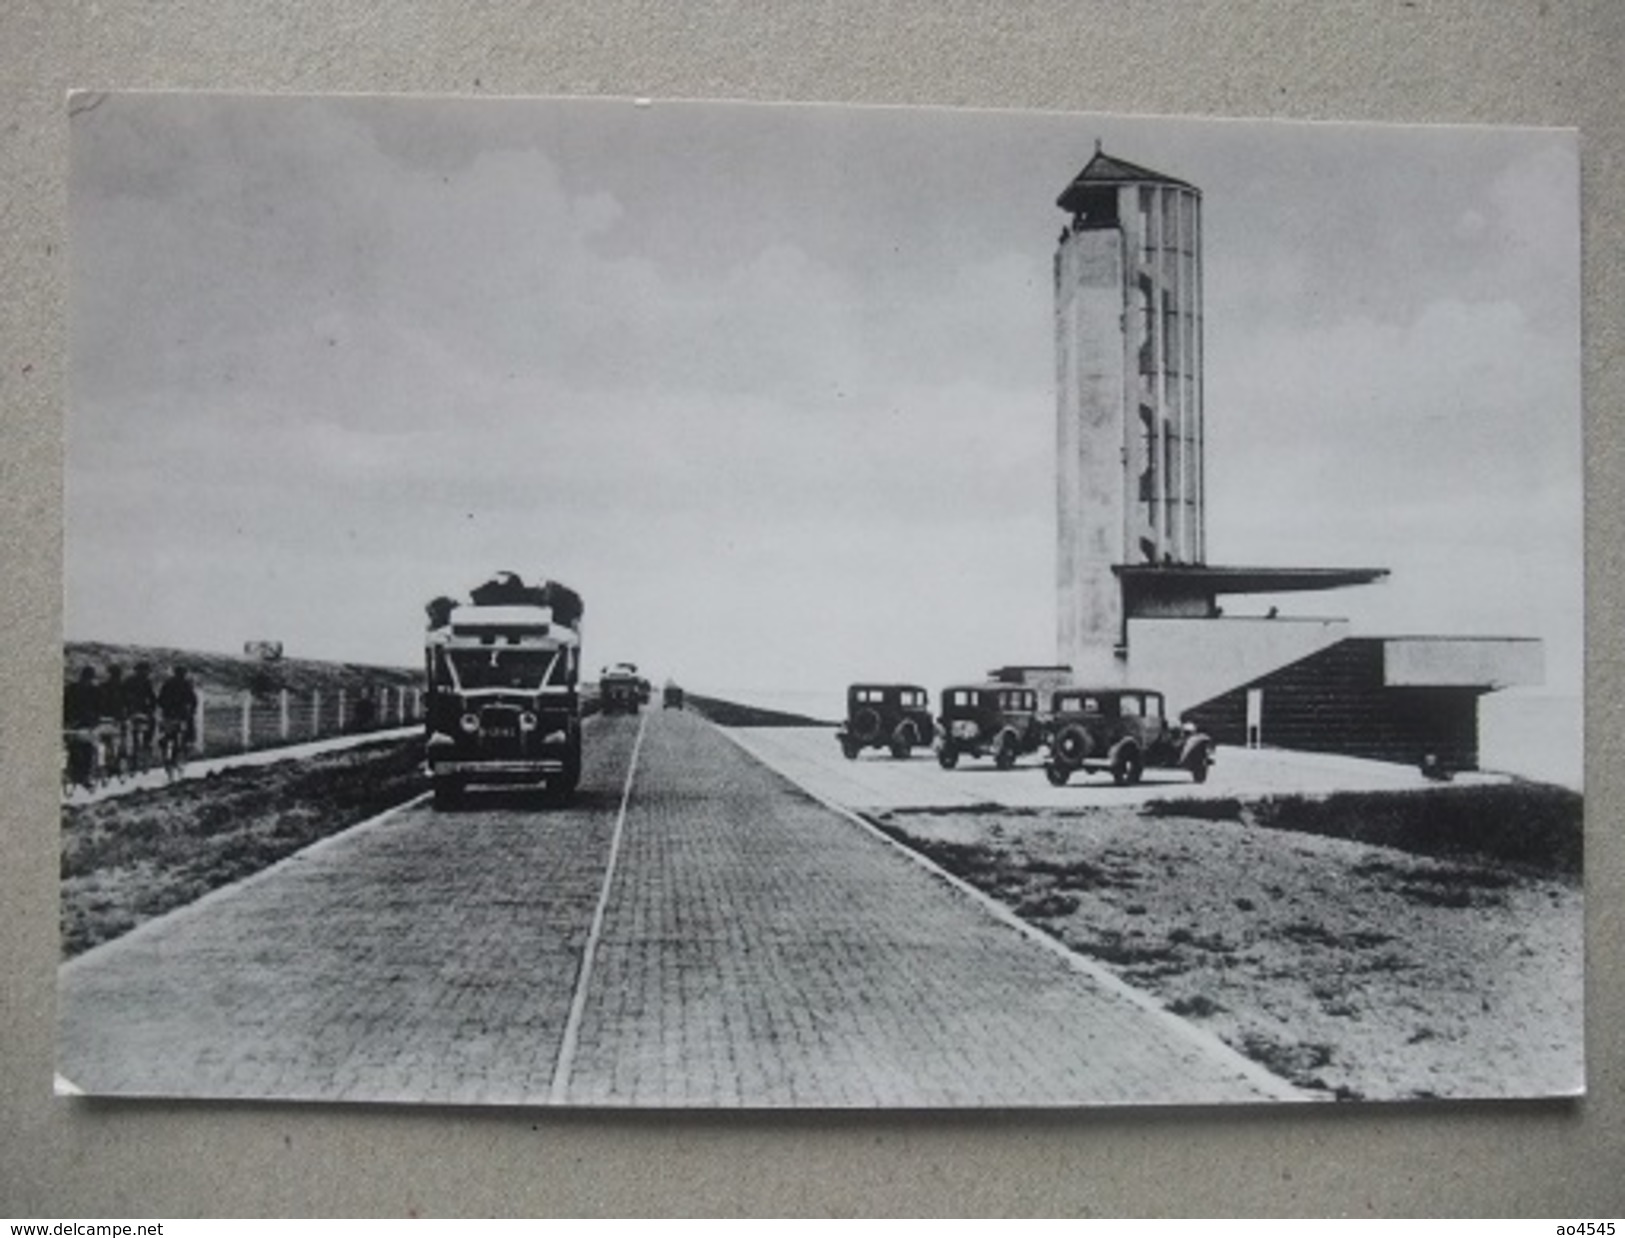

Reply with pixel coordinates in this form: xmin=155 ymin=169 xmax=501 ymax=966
xmin=66 ymin=640 xmax=422 ymax=699
xmin=1168 ymin=993 xmax=1226 ymax=1018
xmin=1015 ymin=891 xmax=1081 ymax=919
xmin=1151 ymin=783 xmax=1581 ymax=876
xmin=887 ymin=803 xmax=1042 ymax=818
xmin=60 ymin=737 xmax=426 ymax=957
xmin=1247 ymin=783 xmax=1582 ymax=875
xmin=1238 ymin=1031 xmax=1340 ymax=1092
xmin=1142 ymin=797 xmax=1244 ymax=823
xmin=1280 ymin=920 xmax=1396 ymax=950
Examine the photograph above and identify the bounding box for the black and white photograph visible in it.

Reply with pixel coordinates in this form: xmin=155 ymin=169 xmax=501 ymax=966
xmin=59 ymin=93 xmax=1583 ymax=1108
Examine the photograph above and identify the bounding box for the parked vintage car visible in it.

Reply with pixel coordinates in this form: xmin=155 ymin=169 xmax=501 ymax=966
xmin=663 ymin=682 xmax=685 ymax=710
xmin=935 ymin=683 xmax=1045 ymax=770
xmin=838 ymin=683 xmax=934 ymax=759
xmin=1042 ymin=686 xmax=1213 ymax=786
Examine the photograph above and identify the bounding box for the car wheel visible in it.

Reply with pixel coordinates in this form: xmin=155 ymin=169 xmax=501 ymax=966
xmin=1183 ymin=737 xmax=1209 ymax=776
xmin=1055 ymin=724 xmax=1091 ymax=765
xmin=840 ymin=735 xmax=860 ymax=760
xmin=851 ymin=708 xmax=881 ymax=742
xmin=937 ymin=744 xmax=959 ymax=770
xmin=995 ymin=732 xmax=1018 ymax=770
xmin=889 ymin=739 xmax=911 ymax=759
xmin=1045 ymin=763 xmax=1070 ymax=787
xmin=549 ymin=762 xmax=581 ymax=804
xmin=1111 ymin=745 xmax=1143 ymax=786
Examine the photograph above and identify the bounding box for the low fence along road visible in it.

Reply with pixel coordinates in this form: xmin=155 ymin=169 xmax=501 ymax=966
xmin=191 ymin=684 xmax=423 ymax=757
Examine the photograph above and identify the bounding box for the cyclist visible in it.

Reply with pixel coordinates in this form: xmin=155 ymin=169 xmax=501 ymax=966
xmin=62 ymin=666 xmax=101 ymax=792
xmin=156 ymin=664 xmax=198 ymax=780
xmin=123 ymin=661 xmax=158 ymax=774
xmin=99 ymin=664 xmax=129 ymax=781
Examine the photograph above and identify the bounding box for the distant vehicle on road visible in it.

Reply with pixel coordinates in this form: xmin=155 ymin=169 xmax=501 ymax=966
xmin=935 ymin=683 xmax=1045 ymax=770
xmin=423 ymin=572 xmax=583 ymax=808
xmin=837 ymin=683 xmax=933 ymax=759
xmin=600 ymin=663 xmax=643 ymax=715
xmin=662 ymin=682 xmax=685 ymax=710
xmin=1042 ymin=686 xmax=1213 ymax=786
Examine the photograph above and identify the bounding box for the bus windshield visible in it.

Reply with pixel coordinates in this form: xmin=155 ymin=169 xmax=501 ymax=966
xmin=446 ymin=647 xmax=563 ymax=690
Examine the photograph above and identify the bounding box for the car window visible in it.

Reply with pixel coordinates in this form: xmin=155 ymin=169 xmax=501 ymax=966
xmin=1121 ymin=695 xmax=1143 ymax=718
xmin=1146 ymin=695 xmax=1163 ymax=719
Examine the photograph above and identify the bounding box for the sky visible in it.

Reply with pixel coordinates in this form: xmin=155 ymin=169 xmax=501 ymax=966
xmin=66 ymin=95 xmax=1583 ymax=702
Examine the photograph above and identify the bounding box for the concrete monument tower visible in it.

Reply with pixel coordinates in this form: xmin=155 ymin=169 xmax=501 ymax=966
xmin=1055 ymin=144 xmax=1205 ymax=680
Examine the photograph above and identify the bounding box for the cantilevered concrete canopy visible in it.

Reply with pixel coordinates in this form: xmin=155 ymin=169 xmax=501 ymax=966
xmin=1116 ymin=564 xmax=1390 ymax=593
xmin=1114 ymin=564 xmax=1390 ymax=620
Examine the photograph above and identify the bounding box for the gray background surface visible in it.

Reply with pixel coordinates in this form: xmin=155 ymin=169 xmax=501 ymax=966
xmin=2 ymin=0 xmax=1621 ymax=1216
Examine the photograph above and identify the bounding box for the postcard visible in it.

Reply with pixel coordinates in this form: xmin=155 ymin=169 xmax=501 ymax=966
xmin=59 ymin=94 xmax=1583 ymax=1106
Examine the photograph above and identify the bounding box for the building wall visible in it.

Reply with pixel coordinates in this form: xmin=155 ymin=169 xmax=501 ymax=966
xmin=1182 ymin=638 xmax=1486 ymax=770
xmin=1125 ymin=615 xmax=1349 ymax=717
xmin=1384 ymin=637 xmax=1544 ymax=688
xmin=1055 ymin=225 xmax=1129 ymax=682
xmin=1124 ymin=183 xmax=1204 ymax=567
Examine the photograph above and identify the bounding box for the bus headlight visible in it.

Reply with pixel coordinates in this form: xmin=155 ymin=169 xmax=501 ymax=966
xmin=459 ymin=712 xmax=481 ymax=734
xmin=519 ymin=711 xmax=539 ymax=732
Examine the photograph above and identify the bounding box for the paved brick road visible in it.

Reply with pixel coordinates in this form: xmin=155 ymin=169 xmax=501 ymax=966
xmin=59 ymin=708 xmax=1295 ymax=1105
xmin=555 ymin=712 xmax=1290 ymax=1105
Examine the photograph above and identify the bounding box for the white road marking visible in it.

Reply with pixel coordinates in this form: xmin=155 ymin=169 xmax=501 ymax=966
xmin=550 ymin=709 xmax=648 ymax=1103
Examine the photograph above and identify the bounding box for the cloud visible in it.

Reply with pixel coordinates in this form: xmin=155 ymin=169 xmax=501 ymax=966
xmin=65 ymin=97 xmax=1581 ymax=699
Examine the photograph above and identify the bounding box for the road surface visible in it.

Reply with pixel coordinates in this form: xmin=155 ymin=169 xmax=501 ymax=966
xmin=58 ymin=709 xmax=1296 ymax=1106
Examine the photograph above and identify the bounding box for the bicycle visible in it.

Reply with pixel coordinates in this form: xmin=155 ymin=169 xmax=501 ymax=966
xmin=93 ymin=720 xmax=125 ymax=785
xmin=127 ymin=712 xmax=155 ymax=776
xmin=61 ymin=729 xmax=100 ymax=796
xmin=157 ymin=718 xmax=191 ymax=783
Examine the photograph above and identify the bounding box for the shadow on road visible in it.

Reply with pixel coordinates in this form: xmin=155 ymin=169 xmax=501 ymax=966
xmin=432 ymin=787 xmax=624 ymax=814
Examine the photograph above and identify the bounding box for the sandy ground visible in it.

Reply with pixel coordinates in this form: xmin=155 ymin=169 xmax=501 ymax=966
xmin=871 ymin=805 xmax=1584 ymax=1101
xmin=727 ymin=728 xmax=1584 ymax=1102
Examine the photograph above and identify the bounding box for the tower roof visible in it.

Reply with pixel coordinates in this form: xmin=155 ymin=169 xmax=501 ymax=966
xmin=1056 ymin=145 xmax=1197 ymax=212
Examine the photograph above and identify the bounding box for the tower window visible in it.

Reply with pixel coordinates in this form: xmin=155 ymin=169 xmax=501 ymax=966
xmin=1139 ymin=405 xmax=1156 ymax=503
xmin=1137 ymin=277 xmax=1155 ymax=375
xmin=1069 ymin=186 xmax=1119 ymax=229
